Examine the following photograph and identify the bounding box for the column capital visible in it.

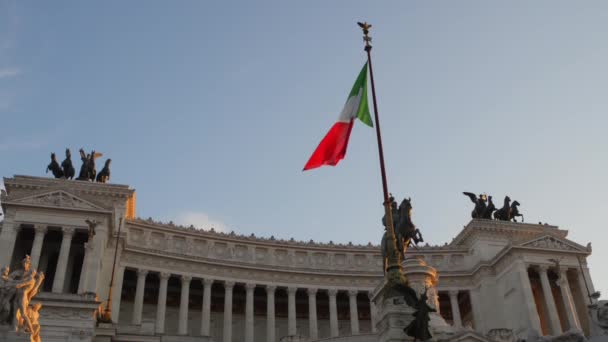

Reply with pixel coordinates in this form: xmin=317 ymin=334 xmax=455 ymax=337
xmin=538 ymin=264 xmax=550 ymax=273
xmin=34 ymin=224 xmax=47 ymax=234
xmin=266 ymin=285 xmax=276 ymax=294
xmin=137 ymin=269 xmax=149 ymax=278
xmin=159 ymin=272 xmax=171 ymax=280
xmin=245 ymin=283 xmax=256 ymax=291
xmin=62 ymin=227 xmax=76 ymax=237
xmin=348 ymin=289 xmax=358 ymax=297
xmin=224 ymin=281 xmax=235 ymax=290
xmin=181 ymin=275 xmax=192 ymax=284
xmin=307 ymin=288 xmax=318 ymax=296
xmin=287 ymin=286 xmax=298 ymax=295
xmin=448 ymin=289 xmax=459 ymax=297
xmin=367 ymin=291 xmax=374 ymax=300
xmin=328 ymin=288 xmax=338 ymax=297
xmin=203 ymin=278 xmax=214 ymax=286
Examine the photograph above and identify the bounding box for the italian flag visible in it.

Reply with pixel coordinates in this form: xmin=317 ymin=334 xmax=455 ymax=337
xmin=303 ymin=63 xmax=373 ymax=171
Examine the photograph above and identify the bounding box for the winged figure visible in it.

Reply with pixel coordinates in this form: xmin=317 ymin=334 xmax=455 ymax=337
xmin=463 ymin=192 xmax=487 ymax=219
xmin=393 ymin=283 xmax=435 ymax=341
xmin=76 ymin=149 xmax=103 ymax=181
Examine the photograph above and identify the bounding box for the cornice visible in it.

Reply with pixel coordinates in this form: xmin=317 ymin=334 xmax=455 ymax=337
xmin=3 ymin=175 xmax=134 ymax=199
xmin=450 ymin=219 xmax=566 ymax=247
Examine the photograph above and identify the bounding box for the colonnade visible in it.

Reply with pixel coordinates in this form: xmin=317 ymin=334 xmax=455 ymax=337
xmin=1 ymin=224 xmax=91 ymax=294
xmin=528 ymin=264 xmax=587 ymax=335
xmin=122 ymin=267 xmax=376 ymax=341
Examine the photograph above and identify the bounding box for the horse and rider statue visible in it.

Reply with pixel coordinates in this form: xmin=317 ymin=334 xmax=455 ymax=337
xmin=463 ymin=192 xmax=523 ymax=222
xmin=380 ymin=195 xmax=424 ymax=272
xmin=46 ymin=148 xmax=112 ymax=183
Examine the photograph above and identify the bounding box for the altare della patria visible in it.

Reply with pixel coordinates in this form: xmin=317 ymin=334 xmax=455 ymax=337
xmin=1 ymin=15 xmax=607 ymax=342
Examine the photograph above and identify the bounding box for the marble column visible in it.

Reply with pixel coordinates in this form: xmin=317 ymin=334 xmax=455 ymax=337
xmin=288 ymin=286 xmax=297 ymax=336
xmin=368 ymin=292 xmax=377 ymax=334
xmin=576 ymin=268 xmax=592 ymax=305
xmin=307 ymin=288 xmax=318 ymax=340
xmin=449 ymin=290 xmax=462 ymax=328
xmin=558 ymin=270 xmax=581 ymax=330
xmin=111 ymin=266 xmax=125 ymax=323
xmin=178 ymin=275 xmax=192 ymax=335
xmin=266 ymin=285 xmax=276 ymax=342
xmin=52 ymin=227 xmax=75 ymax=293
xmin=201 ymin=278 xmax=213 ymax=336
xmin=539 ymin=265 xmax=562 ymax=335
xmin=0 ymin=221 xmax=20 ymax=267
xmin=245 ymin=283 xmax=255 ymax=342
xmin=30 ymin=225 xmax=47 ymax=270
xmin=517 ymin=261 xmax=541 ymax=334
xmin=348 ymin=290 xmax=359 ymax=335
xmin=328 ymin=289 xmax=339 ymax=337
xmin=223 ymin=281 xmax=234 ymax=342
xmin=156 ymin=272 xmax=170 ymax=334
xmin=132 ymin=269 xmax=148 ymax=325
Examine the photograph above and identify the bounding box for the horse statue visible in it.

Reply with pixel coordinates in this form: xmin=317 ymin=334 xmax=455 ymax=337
xmin=510 ymin=200 xmax=523 ymax=222
xmin=463 ymin=192 xmax=487 ymax=219
xmin=61 ymin=148 xmax=75 ymax=180
xmin=482 ymin=195 xmax=496 ymax=219
xmin=380 ymin=196 xmax=423 ymax=272
xmin=77 ymin=149 xmax=103 ymax=181
xmin=395 ymin=197 xmax=423 ymax=249
xmin=493 ymin=196 xmax=511 ymax=221
xmin=96 ymin=159 xmax=111 ymax=183
xmin=46 ymin=153 xmax=63 ymax=178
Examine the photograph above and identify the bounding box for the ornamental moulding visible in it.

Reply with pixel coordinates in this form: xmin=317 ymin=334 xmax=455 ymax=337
xmin=4 ymin=189 xmax=110 ymax=212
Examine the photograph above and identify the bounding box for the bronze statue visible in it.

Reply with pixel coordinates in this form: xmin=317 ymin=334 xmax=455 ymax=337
xmin=77 ymin=149 xmax=103 ymax=181
xmin=96 ymin=159 xmax=111 ymax=183
xmin=392 ymin=283 xmax=435 ymax=341
xmin=493 ymin=196 xmax=523 ymax=222
xmin=482 ymin=195 xmax=496 ymax=219
xmin=510 ymin=200 xmax=523 ymax=222
xmin=395 ymin=197 xmax=423 ymax=248
xmin=85 ymin=219 xmax=98 ymax=241
xmin=61 ymin=148 xmax=75 ymax=180
xmin=381 ymin=195 xmax=423 ymax=272
xmin=463 ymin=192 xmax=487 ymax=219
xmin=46 ymin=153 xmax=63 ymax=178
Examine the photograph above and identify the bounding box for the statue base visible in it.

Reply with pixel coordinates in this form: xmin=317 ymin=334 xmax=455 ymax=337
xmin=0 ymin=326 xmax=33 ymax=342
xmin=376 ymin=294 xmax=416 ymax=342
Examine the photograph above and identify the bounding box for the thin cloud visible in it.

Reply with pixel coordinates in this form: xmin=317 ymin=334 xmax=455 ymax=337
xmin=174 ymin=211 xmax=228 ymax=232
xmin=0 ymin=67 xmax=20 ymax=79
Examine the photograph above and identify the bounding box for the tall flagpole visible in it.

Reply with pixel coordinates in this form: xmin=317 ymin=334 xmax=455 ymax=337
xmin=358 ymin=22 xmax=406 ymax=285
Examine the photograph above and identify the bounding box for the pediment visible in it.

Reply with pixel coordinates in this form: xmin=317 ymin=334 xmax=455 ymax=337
xmin=521 ymin=234 xmax=587 ymax=252
xmin=7 ymin=190 xmax=108 ymax=211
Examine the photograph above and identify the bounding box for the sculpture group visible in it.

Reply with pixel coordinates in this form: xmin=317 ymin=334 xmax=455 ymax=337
xmin=47 ymin=148 xmax=111 ymax=183
xmin=463 ymin=192 xmax=523 ymax=222
xmin=380 ymin=195 xmax=424 ymax=271
xmin=0 ymin=255 xmax=44 ymax=342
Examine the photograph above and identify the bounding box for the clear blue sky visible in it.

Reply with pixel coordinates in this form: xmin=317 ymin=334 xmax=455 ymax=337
xmin=1 ymin=1 xmax=607 ymax=294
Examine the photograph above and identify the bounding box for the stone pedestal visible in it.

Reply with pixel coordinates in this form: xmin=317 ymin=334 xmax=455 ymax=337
xmin=279 ymin=335 xmax=306 ymax=342
xmin=36 ymin=292 xmax=100 ymax=342
xmin=375 ymin=293 xmax=416 ymax=342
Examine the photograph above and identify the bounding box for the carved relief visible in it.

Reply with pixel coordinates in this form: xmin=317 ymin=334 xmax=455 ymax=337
xmin=150 ymin=232 xmax=165 ymax=250
xmin=523 ymin=236 xmax=580 ymax=251
xmin=172 ymin=236 xmax=186 ymax=254
xmin=129 ymin=228 xmax=145 ymax=245
xmin=10 ymin=190 xmax=106 ymax=211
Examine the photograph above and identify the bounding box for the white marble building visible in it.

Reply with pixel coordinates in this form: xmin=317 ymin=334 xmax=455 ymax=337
xmin=0 ymin=175 xmax=597 ymax=342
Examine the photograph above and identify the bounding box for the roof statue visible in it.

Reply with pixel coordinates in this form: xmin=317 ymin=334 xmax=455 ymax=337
xmin=464 ymin=193 xmax=524 ymax=222
xmin=46 ymin=148 xmax=112 ymax=183
xmin=46 ymin=152 xmax=63 ymax=178
xmin=0 ymin=255 xmax=44 ymax=342
xmin=61 ymin=148 xmax=75 ymax=180
xmin=96 ymin=159 xmax=111 ymax=183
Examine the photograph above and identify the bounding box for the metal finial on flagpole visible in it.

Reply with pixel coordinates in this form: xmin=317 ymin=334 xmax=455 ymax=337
xmin=357 ymin=21 xmax=408 ymax=292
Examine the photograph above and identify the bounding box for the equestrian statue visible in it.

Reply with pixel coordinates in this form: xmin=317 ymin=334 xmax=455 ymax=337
xmin=381 ymin=195 xmax=424 ymax=272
